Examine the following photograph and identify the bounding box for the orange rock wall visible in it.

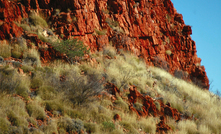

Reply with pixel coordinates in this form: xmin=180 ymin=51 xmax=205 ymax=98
xmin=0 ymin=0 xmax=209 ymax=89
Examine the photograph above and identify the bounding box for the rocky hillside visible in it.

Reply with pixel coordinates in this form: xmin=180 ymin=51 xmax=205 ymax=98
xmin=0 ymin=0 xmax=209 ymax=89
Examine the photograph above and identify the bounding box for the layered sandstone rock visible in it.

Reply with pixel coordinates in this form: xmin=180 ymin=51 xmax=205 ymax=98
xmin=0 ymin=0 xmax=209 ymax=89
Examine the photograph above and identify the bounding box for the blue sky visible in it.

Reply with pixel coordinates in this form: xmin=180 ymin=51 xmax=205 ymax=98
xmin=170 ymin=0 xmax=221 ymax=94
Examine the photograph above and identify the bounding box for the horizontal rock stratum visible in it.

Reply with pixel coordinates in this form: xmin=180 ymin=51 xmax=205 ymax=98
xmin=0 ymin=0 xmax=209 ymax=89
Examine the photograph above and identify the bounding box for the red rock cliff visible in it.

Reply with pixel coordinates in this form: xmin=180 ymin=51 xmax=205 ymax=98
xmin=0 ymin=0 xmax=209 ymax=89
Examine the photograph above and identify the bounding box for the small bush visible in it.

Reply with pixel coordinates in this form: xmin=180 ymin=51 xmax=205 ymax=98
xmin=0 ymin=66 xmax=21 ymax=94
xmin=31 ymin=77 xmax=43 ymax=89
xmin=95 ymin=28 xmax=107 ymax=35
xmin=7 ymin=111 xmax=29 ymax=127
xmin=0 ymin=41 xmax=11 ymax=58
xmin=20 ymin=23 xmax=31 ymax=31
xmin=165 ymin=50 xmax=172 ymax=55
xmin=177 ymin=120 xmax=197 ymax=134
xmin=120 ymin=121 xmax=139 ymax=134
xmin=44 ymin=100 xmax=64 ymax=113
xmin=154 ymin=101 xmax=161 ymax=111
xmin=138 ymin=117 xmax=156 ymax=134
xmin=114 ymin=97 xmax=129 ymax=112
xmin=102 ymin=121 xmax=115 ymax=132
xmin=21 ymin=65 xmax=35 ymax=73
xmin=84 ymin=122 xmax=99 ymax=133
xmin=133 ymin=102 xmax=143 ymax=111
xmin=26 ymin=102 xmax=46 ymax=120
xmin=38 ymin=33 xmax=49 ymax=42
xmin=57 ymin=117 xmax=85 ymax=133
xmin=0 ymin=117 xmax=10 ymax=133
xmin=52 ymin=39 xmax=89 ymax=64
xmin=23 ymin=49 xmax=41 ymax=67
xmin=36 ymin=86 xmax=57 ymax=100
xmin=29 ymin=13 xmax=48 ymax=27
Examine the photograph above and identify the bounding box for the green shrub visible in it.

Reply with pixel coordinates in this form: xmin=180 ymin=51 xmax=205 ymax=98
xmin=177 ymin=120 xmax=197 ymax=134
xmin=31 ymin=77 xmax=43 ymax=89
xmin=23 ymin=49 xmax=41 ymax=67
xmin=7 ymin=111 xmax=29 ymax=127
xmin=20 ymin=23 xmax=31 ymax=31
xmin=40 ymin=119 xmax=58 ymax=134
xmin=38 ymin=33 xmax=49 ymax=42
xmin=154 ymin=101 xmax=161 ymax=111
xmin=52 ymin=39 xmax=89 ymax=64
xmin=21 ymin=65 xmax=35 ymax=73
xmin=44 ymin=100 xmax=64 ymax=113
xmin=0 ymin=41 xmax=11 ymax=58
xmin=0 ymin=66 xmax=21 ymax=94
xmin=138 ymin=117 xmax=156 ymax=134
xmin=29 ymin=13 xmax=48 ymax=27
xmin=102 ymin=121 xmax=115 ymax=132
xmin=133 ymin=102 xmax=143 ymax=111
xmin=26 ymin=102 xmax=46 ymax=120
xmin=114 ymin=97 xmax=129 ymax=112
xmin=11 ymin=49 xmax=22 ymax=58
xmin=120 ymin=121 xmax=139 ymax=134
xmin=36 ymin=86 xmax=57 ymax=100
xmin=0 ymin=117 xmax=10 ymax=133
xmin=84 ymin=122 xmax=99 ymax=133
xmin=165 ymin=50 xmax=172 ymax=56
xmin=57 ymin=117 xmax=85 ymax=133
xmin=95 ymin=28 xmax=107 ymax=35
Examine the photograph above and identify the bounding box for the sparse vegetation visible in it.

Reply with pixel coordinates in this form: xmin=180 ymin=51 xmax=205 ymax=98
xmin=52 ymin=39 xmax=89 ymax=64
xmin=0 ymin=35 xmax=221 ymax=134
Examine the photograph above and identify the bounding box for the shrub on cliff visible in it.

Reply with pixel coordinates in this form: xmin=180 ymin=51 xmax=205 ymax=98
xmin=52 ymin=39 xmax=89 ymax=64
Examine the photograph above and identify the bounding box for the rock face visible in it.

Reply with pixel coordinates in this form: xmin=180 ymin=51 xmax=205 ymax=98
xmin=0 ymin=0 xmax=209 ymax=89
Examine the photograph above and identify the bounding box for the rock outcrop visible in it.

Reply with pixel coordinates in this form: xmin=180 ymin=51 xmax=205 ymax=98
xmin=0 ymin=0 xmax=209 ymax=89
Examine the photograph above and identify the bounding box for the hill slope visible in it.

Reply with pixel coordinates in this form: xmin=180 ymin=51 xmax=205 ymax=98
xmin=0 ymin=0 xmax=209 ymax=89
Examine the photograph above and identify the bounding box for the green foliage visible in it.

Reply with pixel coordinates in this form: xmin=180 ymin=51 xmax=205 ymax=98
xmin=120 ymin=121 xmax=139 ymax=134
xmin=44 ymin=100 xmax=64 ymax=113
xmin=21 ymin=65 xmax=35 ymax=73
xmin=57 ymin=117 xmax=85 ymax=133
xmin=36 ymin=86 xmax=57 ymax=100
xmin=165 ymin=50 xmax=172 ymax=56
xmin=7 ymin=111 xmax=29 ymax=127
xmin=38 ymin=33 xmax=49 ymax=42
xmin=133 ymin=102 xmax=143 ymax=111
xmin=102 ymin=121 xmax=115 ymax=132
xmin=52 ymin=39 xmax=89 ymax=64
xmin=20 ymin=23 xmax=31 ymax=31
xmin=23 ymin=49 xmax=41 ymax=67
xmin=0 ymin=41 xmax=11 ymax=58
xmin=154 ymin=101 xmax=161 ymax=111
xmin=0 ymin=117 xmax=10 ymax=133
xmin=94 ymin=28 xmax=107 ymax=35
xmin=29 ymin=13 xmax=48 ymax=27
xmin=0 ymin=65 xmax=29 ymax=97
xmin=114 ymin=96 xmax=129 ymax=112
xmin=138 ymin=117 xmax=156 ymax=134
xmin=84 ymin=122 xmax=99 ymax=133
xmin=31 ymin=77 xmax=43 ymax=89
xmin=26 ymin=102 xmax=46 ymax=120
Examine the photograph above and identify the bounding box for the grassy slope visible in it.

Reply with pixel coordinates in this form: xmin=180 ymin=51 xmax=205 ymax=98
xmin=0 ymin=12 xmax=221 ymax=134
xmin=0 ymin=45 xmax=221 ymax=134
